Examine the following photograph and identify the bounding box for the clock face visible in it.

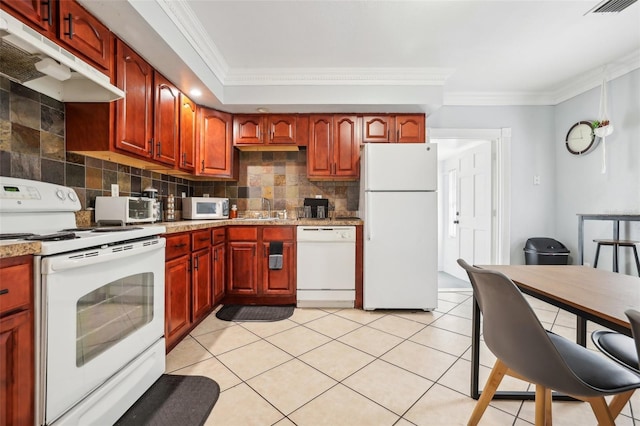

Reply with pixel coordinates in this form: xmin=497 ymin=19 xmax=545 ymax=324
xmin=566 ymin=121 xmax=597 ymax=155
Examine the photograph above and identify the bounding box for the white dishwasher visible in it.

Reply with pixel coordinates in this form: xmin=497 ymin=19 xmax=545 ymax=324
xmin=297 ymin=225 xmax=356 ymax=308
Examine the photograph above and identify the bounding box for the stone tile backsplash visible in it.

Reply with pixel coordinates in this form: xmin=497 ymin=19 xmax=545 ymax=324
xmin=0 ymin=77 xmax=360 ymax=218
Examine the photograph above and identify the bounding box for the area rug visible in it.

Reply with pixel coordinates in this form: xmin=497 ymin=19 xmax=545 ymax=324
xmin=215 ymin=304 xmax=295 ymax=322
xmin=115 ymin=374 xmax=220 ymax=426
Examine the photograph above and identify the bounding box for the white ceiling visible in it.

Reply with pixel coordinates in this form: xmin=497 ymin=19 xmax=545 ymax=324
xmin=79 ymin=0 xmax=640 ymax=114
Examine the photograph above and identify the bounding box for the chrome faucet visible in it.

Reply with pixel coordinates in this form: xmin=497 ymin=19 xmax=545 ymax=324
xmin=262 ymin=198 xmax=271 ymax=219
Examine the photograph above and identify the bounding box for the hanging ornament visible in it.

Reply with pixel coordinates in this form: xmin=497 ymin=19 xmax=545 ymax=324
xmin=594 ymin=70 xmax=613 ymax=173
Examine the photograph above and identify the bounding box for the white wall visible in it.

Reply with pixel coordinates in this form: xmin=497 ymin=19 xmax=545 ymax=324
xmin=554 ymin=69 xmax=640 ymax=271
xmin=428 ymin=106 xmax=556 ymax=264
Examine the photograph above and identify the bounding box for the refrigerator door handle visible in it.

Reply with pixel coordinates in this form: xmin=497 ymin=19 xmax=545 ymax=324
xmin=366 ymin=194 xmax=372 ymax=241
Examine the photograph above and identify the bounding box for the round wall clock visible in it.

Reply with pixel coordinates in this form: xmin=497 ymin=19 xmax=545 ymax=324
xmin=565 ymin=121 xmax=597 ymax=155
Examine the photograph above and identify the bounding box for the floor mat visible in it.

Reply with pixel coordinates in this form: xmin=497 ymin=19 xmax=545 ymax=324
xmin=215 ymin=304 xmax=295 ymax=322
xmin=115 ymin=375 xmax=219 ymax=426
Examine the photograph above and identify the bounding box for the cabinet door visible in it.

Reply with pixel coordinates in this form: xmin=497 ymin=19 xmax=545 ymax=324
xmin=362 ymin=116 xmax=394 ymax=143
xmin=198 ymin=108 xmax=234 ymax=177
xmin=307 ymin=115 xmax=333 ymax=178
xmin=58 ymin=0 xmax=112 ymax=73
xmin=153 ymin=73 xmax=179 ymax=166
xmin=333 ymin=115 xmax=360 ymax=178
xmin=212 ymin=242 xmax=226 ymax=304
xmin=115 ymin=40 xmax=153 ymax=159
xmin=266 ymin=115 xmax=297 ymax=145
xmin=191 ymin=248 xmax=212 ymax=321
xmin=0 ymin=310 xmax=34 ymax=426
xmin=227 ymin=242 xmax=258 ymax=295
xmin=1 ymin=0 xmax=54 ymax=33
xmin=179 ymin=93 xmax=197 ymax=173
xmin=261 ymin=241 xmax=295 ymax=295
xmin=233 ymin=115 xmax=263 ymax=145
xmin=395 ymin=115 xmax=425 ymax=143
xmin=165 ymin=255 xmax=190 ymax=349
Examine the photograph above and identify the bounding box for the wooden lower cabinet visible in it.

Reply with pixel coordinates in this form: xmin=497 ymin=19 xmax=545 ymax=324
xmin=191 ymin=230 xmax=212 ymax=320
xmin=212 ymin=228 xmax=226 ymax=304
xmin=226 ymin=226 xmax=296 ymax=304
xmin=0 ymin=255 xmax=34 ymax=426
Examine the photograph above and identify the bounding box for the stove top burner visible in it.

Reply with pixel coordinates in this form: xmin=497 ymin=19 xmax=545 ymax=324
xmin=0 ymin=233 xmax=36 ymax=241
xmin=24 ymin=232 xmax=77 ymax=241
xmin=92 ymin=226 xmax=144 ymax=233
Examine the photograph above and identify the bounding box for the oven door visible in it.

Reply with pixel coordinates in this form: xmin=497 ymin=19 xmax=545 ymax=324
xmin=40 ymin=237 xmax=165 ymax=423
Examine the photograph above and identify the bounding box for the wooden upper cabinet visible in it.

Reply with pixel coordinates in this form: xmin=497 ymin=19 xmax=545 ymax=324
xmin=57 ymin=0 xmax=112 ymax=73
xmin=114 ymin=39 xmax=154 ymax=159
xmin=198 ymin=107 xmax=236 ymax=178
xmin=395 ymin=114 xmax=425 ymax=143
xmin=233 ymin=114 xmax=298 ymax=146
xmin=362 ymin=116 xmax=394 ymax=143
xmin=308 ymin=115 xmax=359 ymax=179
xmin=153 ymin=72 xmax=179 ymax=166
xmin=362 ymin=114 xmax=425 ymax=143
xmin=1 ymin=0 xmax=55 ymax=33
xmin=178 ymin=93 xmax=197 ymax=173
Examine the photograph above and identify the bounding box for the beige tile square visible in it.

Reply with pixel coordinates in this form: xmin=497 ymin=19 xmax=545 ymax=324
xmin=289 ymin=308 xmax=330 ymax=324
xmin=248 ymin=359 xmax=336 ymax=415
xmin=238 ymin=319 xmax=298 ymax=338
xmin=431 ymin=313 xmax=473 ymax=336
xmin=438 ymin=292 xmax=472 ymax=304
xmin=434 ymin=299 xmax=458 ymax=313
xmin=190 ymin=313 xmax=237 ymax=336
xmin=409 ymin=325 xmax=472 ymax=357
xmin=304 ymin=314 xmax=362 ymax=338
xmin=367 ymin=315 xmax=426 ymax=339
xmin=342 ymin=359 xmax=433 ymax=415
xmin=217 ymin=340 xmax=292 ymax=381
xmin=461 ymin=338 xmax=498 ymax=369
xmin=299 ymin=340 xmax=375 ymax=381
xmin=448 ymin=303 xmax=473 ymax=320
xmin=165 ymin=336 xmax=213 ymax=372
xmin=172 ymin=357 xmax=241 ymax=392
xmin=533 ymin=306 xmax=559 ymax=324
xmin=392 ymin=309 xmax=443 ymax=325
xmin=204 ymin=383 xmax=284 ymax=426
xmin=337 ymin=326 xmax=403 ymax=357
xmin=273 ymin=418 xmax=296 ymax=426
xmin=288 ymin=383 xmax=399 ymax=425
xmin=381 ymin=340 xmax=458 ymax=382
xmin=266 ymin=325 xmax=331 ymax=356
xmin=333 ymin=308 xmax=386 ymax=324
xmin=194 ymin=325 xmax=261 ymax=356
xmin=404 ymin=383 xmax=516 ymax=426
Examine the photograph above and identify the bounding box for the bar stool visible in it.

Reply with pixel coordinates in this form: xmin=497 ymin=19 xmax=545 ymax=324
xmin=593 ymin=239 xmax=640 ymax=276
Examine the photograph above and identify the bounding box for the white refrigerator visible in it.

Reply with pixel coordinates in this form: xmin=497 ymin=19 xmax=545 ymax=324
xmin=360 ymin=143 xmax=438 ymax=311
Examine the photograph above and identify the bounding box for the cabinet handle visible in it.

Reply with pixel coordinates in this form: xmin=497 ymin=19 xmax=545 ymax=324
xmin=387 ymin=129 xmax=390 ymax=140
xmin=156 ymin=141 xmax=161 ymax=157
xmin=253 ymin=247 xmax=256 ymax=256
xmin=453 ymin=220 xmax=460 ymax=224
xmin=397 ymin=130 xmax=400 ymax=141
xmin=214 ymin=249 xmax=218 ymax=261
xmin=149 ymin=138 xmax=154 ymax=156
xmin=0 ymin=289 xmax=8 ymax=296
xmin=42 ymin=0 xmax=52 ymax=26
xmin=198 ymin=237 xmax=208 ymax=242
xmin=182 ymin=152 xmax=187 ymax=166
xmin=201 ymin=160 xmax=205 ymax=173
xmin=64 ymin=13 xmax=73 ymax=39
xmin=194 ymin=256 xmax=199 ymax=270
xmin=188 ymin=258 xmax=192 ymax=272
xmin=173 ymin=243 xmax=187 ymax=249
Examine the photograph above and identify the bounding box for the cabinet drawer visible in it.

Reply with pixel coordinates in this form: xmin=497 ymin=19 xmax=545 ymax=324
xmin=263 ymin=227 xmax=294 ymax=241
xmin=212 ymin=228 xmax=226 ymax=244
xmin=227 ymin=227 xmax=258 ymax=241
xmin=165 ymin=233 xmax=191 ymax=260
xmin=0 ymin=261 xmax=32 ymax=316
xmin=192 ymin=229 xmax=211 ymax=251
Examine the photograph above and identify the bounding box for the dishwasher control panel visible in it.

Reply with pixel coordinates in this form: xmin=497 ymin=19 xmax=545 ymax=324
xmin=296 ymin=226 xmax=356 ymax=242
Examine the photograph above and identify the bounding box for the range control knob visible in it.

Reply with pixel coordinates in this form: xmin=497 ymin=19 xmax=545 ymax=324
xmin=55 ymin=189 xmax=66 ymax=200
xmin=68 ymin=191 xmax=78 ymax=202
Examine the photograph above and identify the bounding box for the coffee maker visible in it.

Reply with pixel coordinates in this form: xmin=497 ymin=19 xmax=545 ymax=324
xmin=143 ymin=187 xmax=162 ymax=223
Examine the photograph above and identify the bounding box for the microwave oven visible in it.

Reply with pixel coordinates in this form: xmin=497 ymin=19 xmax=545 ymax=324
xmin=95 ymin=196 xmax=157 ymax=225
xmin=183 ymin=197 xmax=229 ymax=220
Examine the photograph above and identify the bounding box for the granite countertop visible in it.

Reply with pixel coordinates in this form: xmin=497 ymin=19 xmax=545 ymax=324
xmin=0 ymin=218 xmax=363 ymax=258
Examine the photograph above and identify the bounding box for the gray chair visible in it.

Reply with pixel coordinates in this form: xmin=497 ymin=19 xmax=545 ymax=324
xmin=591 ymin=328 xmax=639 ymax=374
xmin=457 ymin=259 xmax=640 ymax=426
xmin=627 ymin=309 xmax=640 ymax=366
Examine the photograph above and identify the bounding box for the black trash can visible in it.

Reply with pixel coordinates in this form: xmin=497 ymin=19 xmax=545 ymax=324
xmin=524 ymin=237 xmax=570 ymax=265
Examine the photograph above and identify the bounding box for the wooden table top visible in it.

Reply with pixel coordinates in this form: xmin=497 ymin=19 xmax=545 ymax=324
xmin=477 ymin=265 xmax=640 ymax=331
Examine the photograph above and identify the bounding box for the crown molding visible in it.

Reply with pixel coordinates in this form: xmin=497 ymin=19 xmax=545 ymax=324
xmin=443 ymin=91 xmax=556 ymax=106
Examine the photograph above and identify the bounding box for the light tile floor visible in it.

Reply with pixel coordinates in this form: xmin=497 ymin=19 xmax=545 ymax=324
xmin=166 ymin=291 xmax=640 ymax=425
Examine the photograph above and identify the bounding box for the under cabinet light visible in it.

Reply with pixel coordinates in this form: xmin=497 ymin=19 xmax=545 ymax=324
xmin=35 ymin=58 xmax=71 ymax=81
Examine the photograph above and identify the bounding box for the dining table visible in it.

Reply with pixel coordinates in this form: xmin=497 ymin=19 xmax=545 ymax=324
xmin=470 ymin=264 xmax=640 ymax=400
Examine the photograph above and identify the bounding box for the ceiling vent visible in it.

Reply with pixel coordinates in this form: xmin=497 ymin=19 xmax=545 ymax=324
xmin=587 ymin=0 xmax=637 ymax=13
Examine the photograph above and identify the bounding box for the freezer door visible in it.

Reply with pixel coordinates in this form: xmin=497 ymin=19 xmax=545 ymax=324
xmin=363 ymin=191 xmax=438 ymax=310
xmin=363 ymin=143 xmax=437 ymax=191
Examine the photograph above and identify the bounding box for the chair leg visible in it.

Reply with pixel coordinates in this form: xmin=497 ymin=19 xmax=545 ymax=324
xmin=613 ymin=243 xmax=619 ymax=272
xmin=586 ymin=396 xmax=615 ymax=426
xmin=467 ymin=359 xmax=508 ymax=426
xmin=534 ymin=385 xmax=552 ymax=426
xmin=632 ymin=245 xmax=640 ymax=277
xmin=607 ymin=389 xmax=635 ymax=420
xmin=594 ymin=243 xmax=601 ymax=268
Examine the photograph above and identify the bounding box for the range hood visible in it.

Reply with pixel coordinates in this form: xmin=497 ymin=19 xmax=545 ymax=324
xmin=0 ymin=11 xmax=124 ymax=102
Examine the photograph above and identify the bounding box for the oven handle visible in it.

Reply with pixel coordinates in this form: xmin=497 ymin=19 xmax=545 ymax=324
xmin=42 ymin=238 xmax=166 ymax=273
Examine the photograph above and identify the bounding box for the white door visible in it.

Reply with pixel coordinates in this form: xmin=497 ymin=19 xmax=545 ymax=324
xmin=442 ymin=141 xmax=492 ymax=280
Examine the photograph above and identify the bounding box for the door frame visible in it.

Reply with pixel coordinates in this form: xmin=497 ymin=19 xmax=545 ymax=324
xmin=429 ymin=128 xmax=511 ymax=266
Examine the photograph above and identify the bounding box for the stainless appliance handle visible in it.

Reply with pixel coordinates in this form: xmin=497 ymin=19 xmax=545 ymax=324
xmin=42 ymin=238 xmax=165 ymax=272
